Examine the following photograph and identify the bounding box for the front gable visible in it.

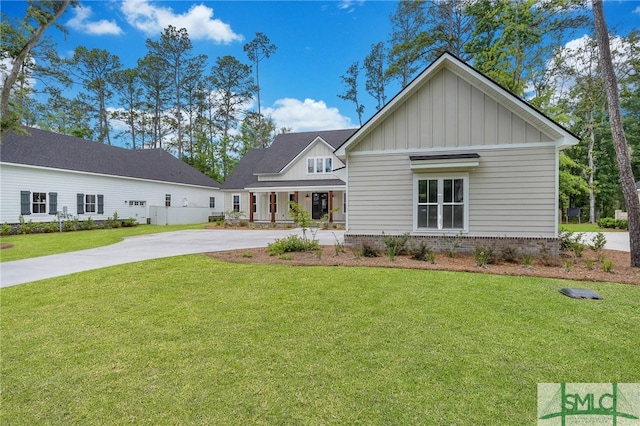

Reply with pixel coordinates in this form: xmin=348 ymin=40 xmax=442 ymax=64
xmin=257 ymin=137 xmax=345 ymax=182
xmin=336 ymin=53 xmax=579 ymax=157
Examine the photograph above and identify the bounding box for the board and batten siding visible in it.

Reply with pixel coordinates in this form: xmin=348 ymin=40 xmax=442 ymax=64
xmin=258 ymin=141 xmax=345 ymax=182
xmin=0 ymin=164 xmax=221 ymax=224
xmin=346 ymin=145 xmax=558 ymax=237
xmin=350 ymin=68 xmax=554 ymax=153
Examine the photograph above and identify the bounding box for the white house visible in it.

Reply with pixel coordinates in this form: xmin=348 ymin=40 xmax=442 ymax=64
xmin=222 ymin=129 xmax=356 ymax=224
xmin=334 ymin=53 xmax=581 ymax=255
xmin=0 ymin=127 xmax=223 ymax=226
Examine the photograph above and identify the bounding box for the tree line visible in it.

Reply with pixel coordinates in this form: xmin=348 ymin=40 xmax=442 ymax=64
xmin=1 ymin=1 xmax=282 ymax=182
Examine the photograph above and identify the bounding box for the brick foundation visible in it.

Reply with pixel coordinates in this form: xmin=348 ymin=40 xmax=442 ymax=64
xmin=344 ymin=234 xmax=561 ymax=258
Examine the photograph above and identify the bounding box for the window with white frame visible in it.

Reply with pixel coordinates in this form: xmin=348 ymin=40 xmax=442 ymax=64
xmin=307 ymin=157 xmax=333 ymax=174
xmin=85 ymin=194 xmax=97 ymax=213
xmin=415 ymin=174 xmax=467 ymax=231
xmin=232 ymin=194 xmax=240 ymax=212
xmin=209 ymin=197 xmax=216 ymax=209
xmin=165 ymin=194 xmax=171 ymax=207
xmin=32 ymin=192 xmax=47 ymax=213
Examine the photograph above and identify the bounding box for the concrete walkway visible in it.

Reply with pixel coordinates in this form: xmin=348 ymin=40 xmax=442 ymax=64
xmin=0 ymin=230 xmax=630 ymax=288
xmin=0 ymin=228 xmax=344 ymax=288
xmin=582 ymin=232 xmax=630 ymax=252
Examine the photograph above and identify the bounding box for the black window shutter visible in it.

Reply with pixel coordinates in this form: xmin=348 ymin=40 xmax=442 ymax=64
xmin=49 ymin=192 xmax=58 ymax=215
xmin=20 ymin=191 xmax=31 ymax=215
xmin=77 ymin=193 xmax=84 ymax=214
xmin=97 ymin=195 xmax=104 ymax=214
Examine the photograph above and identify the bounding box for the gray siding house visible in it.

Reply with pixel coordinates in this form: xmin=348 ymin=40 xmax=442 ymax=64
xmin=335 ymin=53 xmax=580 ymax=254
xmin=222 ymin=129 xmax=356 ymax=224
xmin=1 ymin=127 xmax=223 ymax=225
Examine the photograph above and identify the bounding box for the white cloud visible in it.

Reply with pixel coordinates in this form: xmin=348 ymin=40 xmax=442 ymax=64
xmin=121 ymin=0 xmax=243 ymax=43
xmin=67 ymin=5 xmax=123 ymax=36
xmin=634 ymin=6 xmax=640 ymax=15
xmin=263 ymin=98 xmax=354 ymax=132
xmin=539 ymin=34 xmax=633 ymax=104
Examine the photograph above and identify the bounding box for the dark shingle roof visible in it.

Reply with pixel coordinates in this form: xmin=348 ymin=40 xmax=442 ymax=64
xmin=254 ymin=129 xmax=357 ymax=174
xmin=1 ymin=127 xmax=221 ymax=188
xmin=220 ymin=148 xmax=264 ymax=190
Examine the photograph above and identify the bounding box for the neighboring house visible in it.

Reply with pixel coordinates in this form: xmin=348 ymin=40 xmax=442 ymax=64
xmin=334 ymin=53 xmax=580 ymax=255
xmin=1 ymin=127 xmax=223 ymax=226
xmin=222 ymin=129 xmax=356 ymax=224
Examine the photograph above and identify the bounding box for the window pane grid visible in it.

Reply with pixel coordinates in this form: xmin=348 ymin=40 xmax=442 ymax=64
xmin=417 ymin=178 xmax=465 ymax=231
xmin=32 ymin=192 xmax=46 ymax=213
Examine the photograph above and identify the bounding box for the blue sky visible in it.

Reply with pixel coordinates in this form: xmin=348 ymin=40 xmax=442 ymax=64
xmin=2 ymin=0 xmax=639 ymax=134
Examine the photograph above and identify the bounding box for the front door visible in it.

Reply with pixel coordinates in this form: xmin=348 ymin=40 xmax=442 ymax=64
xmin=312 ymin=192 xmax=328 ymax=220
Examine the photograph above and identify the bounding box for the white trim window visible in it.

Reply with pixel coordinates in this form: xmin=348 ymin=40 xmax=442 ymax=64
xmin=232 ymin=194 xmax=241 ymax=212
xmin=85 ymin=194 xmax=97 ymax=213
xmin=307 ymin=157 xmax=333 ymax=174
xmin=32 ymin=192 xmax=47 ymax=213
xmin=414 ymin=173 xmax=468 ymax=232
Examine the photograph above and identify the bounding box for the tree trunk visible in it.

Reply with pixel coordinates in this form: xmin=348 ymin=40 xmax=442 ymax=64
xmin=593 ymin=0 xmax=640 ymax=267
xmin=587 ymin=115 xmax=596 ymax=224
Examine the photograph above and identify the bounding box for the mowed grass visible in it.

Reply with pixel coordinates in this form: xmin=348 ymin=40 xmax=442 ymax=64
xmin=2 ymin=256 xmax=638 ymax=425
xmin=0 ymin=223 xmax=210 ymax=262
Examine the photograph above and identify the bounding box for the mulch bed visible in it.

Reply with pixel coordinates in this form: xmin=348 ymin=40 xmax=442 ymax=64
xmin=208 ymin=245 xmax=639 ymax=286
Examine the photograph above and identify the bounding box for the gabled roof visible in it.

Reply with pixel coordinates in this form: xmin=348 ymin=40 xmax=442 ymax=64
xmin=220 ymin=148 xmax=263 ymax=190
xmin=255 ymin=128 xmax=357 ymax=174
xmin=1 ymin=127 xmax=221 ymax=188
xmin=335 ymin=52 xmax=580 ymax=157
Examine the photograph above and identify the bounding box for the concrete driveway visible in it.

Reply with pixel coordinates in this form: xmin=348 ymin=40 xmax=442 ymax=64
xmin=0 ymin=228 xmax=344 ymax=288
xmin=0 ymin=230 xmax=630 ymax=288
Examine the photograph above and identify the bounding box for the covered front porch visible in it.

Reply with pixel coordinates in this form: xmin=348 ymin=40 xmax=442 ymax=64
xmin=246 ymin=183 xmax=346 ymax=224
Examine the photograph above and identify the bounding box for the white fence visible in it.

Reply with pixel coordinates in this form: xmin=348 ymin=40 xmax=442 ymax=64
xmin=149 ymin=207 xmax=222 ymax=225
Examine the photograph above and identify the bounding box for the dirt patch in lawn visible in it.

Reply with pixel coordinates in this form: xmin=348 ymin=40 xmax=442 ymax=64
xmin=208 ymin=246 xmax=639 ymax=285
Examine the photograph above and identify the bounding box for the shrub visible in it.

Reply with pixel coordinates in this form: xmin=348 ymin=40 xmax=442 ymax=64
xmin=602 ymin=258 xmax=613 ymax=272
xmin=42 ymin=221 xmax=59 ymax=233
xmin=383 ymin=233 xmax=409 ymax=261
xmin=597 ymin=217 xmax=628 ymax=230
xmin=500 ymin=247 xmax=519 ymax=264
xmin=1 ymin=223 xmax=12 ymax=236
xmin=474 ymin=246 xmax=495 ymax=268
xmin=409 ymin=243 xmax=435 ymax=263
xmin=361 ymin=243 xmax=380 ymax=258
xmin=18 ymin=216 xmax=36 ymax=234
xmin=121 ymin=218 xmax=137 ymax=227
xmin=589 ymin=232 xmax=607 ymax=252
xmin=559 ymin=229 xmax=585 ymax=258
xmin=268 ymin=234 xmax=318 ymax=256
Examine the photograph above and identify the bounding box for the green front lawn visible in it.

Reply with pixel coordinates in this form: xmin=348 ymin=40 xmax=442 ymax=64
xmin=2 ymin=256 xmax=638 ymax=424
xmin=0 ymin=223 xmax=209 ymax=262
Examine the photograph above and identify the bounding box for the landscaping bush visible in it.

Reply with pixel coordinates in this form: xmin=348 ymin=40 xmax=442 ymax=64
xmin=383 ymin=233 xmax=409 ymax=261
xmin=559 ymin=229 xmax=585 ymax=258
xmin=597 ymin=217 xmax=628 ymax=230
xmin=361 ymin=243 xmax=380 ymax=258
xmin=408 ymin=243 xmax=435 ymax=263
xmin=1 ymin=223 xmax=12 ymax=236
xmin=267 ymin=234 xmax=318 ymax=256
xmin=474 ymin=246 xmax=496 ymax=267
xmin=500 ymin=246 xmax=519 ymax=264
